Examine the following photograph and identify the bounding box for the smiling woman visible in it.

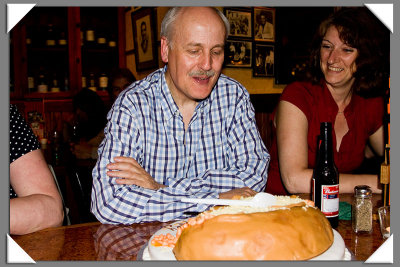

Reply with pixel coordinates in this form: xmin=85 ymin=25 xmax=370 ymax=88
xmin=320 ymin=26 xmax=358 ymax=91
xmin=266 ymin=7 xmax=389 ymax=195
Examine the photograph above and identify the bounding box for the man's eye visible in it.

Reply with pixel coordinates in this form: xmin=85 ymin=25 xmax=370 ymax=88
xmin=212 ymin=50 xmax=223 ymax=56
xmin=321 ymin=44 xmax=331 ymax=49
xmin=188 ymin=50 xmax=199 ymax=54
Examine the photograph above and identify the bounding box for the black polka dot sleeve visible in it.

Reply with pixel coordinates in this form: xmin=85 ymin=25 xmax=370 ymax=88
xmin=9 ymin=104 xmax=40 ymax=163
xmin=10 ymin=105 xmax=41 ymax=198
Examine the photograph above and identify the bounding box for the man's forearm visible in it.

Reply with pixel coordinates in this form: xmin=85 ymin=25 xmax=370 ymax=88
xmin=91 ymin=179 xmax=220 ymax=224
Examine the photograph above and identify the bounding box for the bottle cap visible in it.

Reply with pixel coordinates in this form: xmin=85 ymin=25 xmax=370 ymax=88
xmin=354 ymin=185 xmax=372 ymax=197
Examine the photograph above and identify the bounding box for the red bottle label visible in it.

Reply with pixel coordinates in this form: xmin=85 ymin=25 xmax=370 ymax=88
xmin=320 ymin=184 xmax=339 ymax=217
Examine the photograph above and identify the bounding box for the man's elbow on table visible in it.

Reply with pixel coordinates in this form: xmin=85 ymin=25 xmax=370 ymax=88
xmin=90 ymin=196 xmax=133 ymax=225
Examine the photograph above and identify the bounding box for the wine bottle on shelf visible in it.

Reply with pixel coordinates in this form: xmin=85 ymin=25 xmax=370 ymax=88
xmin=96 ymin=30 xmax=107 ymax=48
xmin=45 ymin=24 xmax=56 ymax=47
xmin=81 ymin=73 xmax=87 ymax=89
xmin=311 ymin=122 xmax=339 ymax=228
xmin=88 ymin=72 xmax=97 ymax=91
xmin=27 ymin=71 xmax=35 ymax=93
xmin=98 ymin=72 xmax=108 ymax=91
xmin=63 ymin=73 xmax=69 ymax=91
xmin=58 ymin=31 xmax=67 ymax=46
xmin=85 ymin=25 xmax=96 ymax=47
xmin=50 ymin=73 xmax=60 ymax=92
xmin=108 ymin=33 xmax=117 ymax=48
xmin=37 ymin=69 xmax=48 ymax=93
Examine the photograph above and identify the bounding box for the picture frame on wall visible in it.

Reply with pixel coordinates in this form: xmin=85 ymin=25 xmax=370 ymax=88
xmin=254 ymin=7 xmax=275 ymax=42
xmin=131 ymin=8 xmax=158 ymax=71
xmin=253 ymin=43 xmax=274 ymax=77
xmin=224 ymin=7 xmax=252 ymax=39
xmin=225 ymin=40 xmax=252 ymax=68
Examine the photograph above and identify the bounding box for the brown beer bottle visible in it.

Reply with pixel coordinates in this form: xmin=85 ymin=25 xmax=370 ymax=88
xmin=312 ymin=122 xmax=339 ymax=228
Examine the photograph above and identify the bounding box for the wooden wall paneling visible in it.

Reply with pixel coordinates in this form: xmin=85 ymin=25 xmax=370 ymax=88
xmin=22 ymin=100 xmax=44 ymax=119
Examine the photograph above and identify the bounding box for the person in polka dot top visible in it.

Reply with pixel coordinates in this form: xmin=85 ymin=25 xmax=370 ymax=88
xmin=9 ymin=105 xmax=64 ymax=235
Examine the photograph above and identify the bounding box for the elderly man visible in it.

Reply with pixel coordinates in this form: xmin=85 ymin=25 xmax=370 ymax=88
xmin=91 ymin=7 xmax=270 ymax=224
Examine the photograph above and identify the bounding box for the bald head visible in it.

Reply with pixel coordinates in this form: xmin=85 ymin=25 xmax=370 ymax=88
xmin=160 ymin=7 xmax=229 ymax=48
xmin=159 ymin=6 xmax=227 ymax=105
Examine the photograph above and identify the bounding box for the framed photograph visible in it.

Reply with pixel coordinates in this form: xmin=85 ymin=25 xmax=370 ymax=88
xmin=253 ymin=43 xmax=274 ymax=77
xmin=224 ymin=8 xmax=252 ymax=38
xmin=131 ymin=8 xmax=158 ymax=71
xmin=225 ymin=40 xmax=252 ymax=68
xmin=254 ymin=7 xmax=275 ymax=42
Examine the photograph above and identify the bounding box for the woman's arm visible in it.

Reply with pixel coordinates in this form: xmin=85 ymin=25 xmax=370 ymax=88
xmin=368 ymin=126 xmax=385 ymax=157
xmin=275 ymin=100 xmax=312 ymax=193
xmin=10 ymin=149 xmax=64 ymax=235
xmin=275 ymin=101 xmax=382 ymax=194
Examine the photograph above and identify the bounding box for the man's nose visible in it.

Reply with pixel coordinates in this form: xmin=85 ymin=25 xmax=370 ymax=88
xmin=199 ymin=52 xmax=212 ymax=70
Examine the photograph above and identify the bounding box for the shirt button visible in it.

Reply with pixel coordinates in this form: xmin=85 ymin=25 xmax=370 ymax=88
xmin=188 ymin=156 xmax=193 ymax=161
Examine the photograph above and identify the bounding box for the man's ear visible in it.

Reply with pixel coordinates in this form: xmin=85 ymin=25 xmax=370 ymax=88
xmin=160 ymin=37 xmax=169 ymax=63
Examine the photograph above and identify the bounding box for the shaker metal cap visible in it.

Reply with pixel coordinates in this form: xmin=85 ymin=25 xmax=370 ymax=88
xmin=354 ymin=185 xmax=372 ymax=197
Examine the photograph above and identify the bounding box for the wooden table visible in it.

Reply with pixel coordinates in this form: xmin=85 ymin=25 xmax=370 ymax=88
xmin=11 ymin=193 xmax=387 ymax=261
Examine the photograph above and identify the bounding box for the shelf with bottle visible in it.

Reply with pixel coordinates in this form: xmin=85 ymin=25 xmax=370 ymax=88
xmin=80 ymin=7 xmax=118 ymax=52
xmin=80 ymin=28 xmax=118 ymax=52
xmin=80 ymin=7 xmax=119 ymax=91
xmin=24 ymin=8 xmax=69 ymax=49
xmin=10 ymin=6 xmax=126 ymax=101
xmin=25 ymin=68 xmax=71 ymax=98
xmin=82 ymin=71 xmax=110 ymax=92
xmin=80 ymin=70 xmax=111 ymax=105
xmin=18 ymin=7 xmax=71 ymax=99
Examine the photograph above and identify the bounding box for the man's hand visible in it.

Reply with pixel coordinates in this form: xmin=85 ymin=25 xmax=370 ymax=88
xmin=106 ymin=156 xmax=166 ymax=190
xmin=218 ymin=187 xmax=257 ymax=199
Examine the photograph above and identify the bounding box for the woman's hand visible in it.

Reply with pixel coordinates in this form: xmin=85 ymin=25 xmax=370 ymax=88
xmin=106 ymin=156 xmax=166 ymax=190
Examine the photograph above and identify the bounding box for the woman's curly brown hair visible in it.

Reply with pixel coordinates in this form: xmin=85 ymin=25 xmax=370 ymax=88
xmin=308 ymin=7 xmax=389 ymax=98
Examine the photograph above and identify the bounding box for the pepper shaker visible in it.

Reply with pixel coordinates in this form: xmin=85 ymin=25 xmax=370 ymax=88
xmin=352 ymin=185 xmax=373 ymax=233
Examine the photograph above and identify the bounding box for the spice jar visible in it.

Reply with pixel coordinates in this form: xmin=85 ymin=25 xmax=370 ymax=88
xmin=352 ymin=185 xmax=373 ymax=233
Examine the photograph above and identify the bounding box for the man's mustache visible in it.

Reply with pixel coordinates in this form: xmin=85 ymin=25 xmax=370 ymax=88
xmin=189 ymin=70 xmax=215 ymax=78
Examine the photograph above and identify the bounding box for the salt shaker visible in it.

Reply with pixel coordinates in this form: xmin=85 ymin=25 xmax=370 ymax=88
xmin=352 ymin=185 xmax=373 ymax=233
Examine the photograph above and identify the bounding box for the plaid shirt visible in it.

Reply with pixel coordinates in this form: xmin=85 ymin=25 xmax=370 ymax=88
xmin=91 ymin=67 xmax=270 ymax=224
